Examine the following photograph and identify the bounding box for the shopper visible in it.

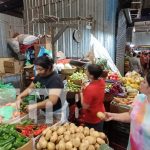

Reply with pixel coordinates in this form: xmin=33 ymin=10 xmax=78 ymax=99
xmin=15 ymin=56 xmax=64 ymax=115
xmin=80 ymin=64 xmax=105 ymax=131
xmin=105 ymin=70 xmax=150 ymax=150
xmin=129 ymin=52 xmax=142 ymax=73
xmin=142 ymin=53 xmax=148 ymax=75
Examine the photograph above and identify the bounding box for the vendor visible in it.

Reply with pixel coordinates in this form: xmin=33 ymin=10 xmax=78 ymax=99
xmin=15 ymin=56 xmax=64 ymax=117
xmin=80 ymin=64 xmax=105 ymax=131
xmin=105 ymin=70 xmax=150 ymax=150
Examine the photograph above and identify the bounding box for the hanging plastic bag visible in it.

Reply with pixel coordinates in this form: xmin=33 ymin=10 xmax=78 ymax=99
xmin=38 ymin=46 xmax=52 ymax=58
xmin=0 ymin=82 xmax=16 ymax=105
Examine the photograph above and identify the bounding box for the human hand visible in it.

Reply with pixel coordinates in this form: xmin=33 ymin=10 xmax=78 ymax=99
xmin=15 ymin=96 xmax=22 ymax=110
xmin=26 ymin=104 xmax=37 ymax=112
xmin=104 ymin=112 xmax=115 ymax=121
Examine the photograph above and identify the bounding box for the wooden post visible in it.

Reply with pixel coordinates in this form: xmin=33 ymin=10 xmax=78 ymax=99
xmin=50 ymin=27 xmax=56 ymax=62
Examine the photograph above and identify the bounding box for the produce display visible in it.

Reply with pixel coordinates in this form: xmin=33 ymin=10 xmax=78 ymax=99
xmin=55 ymin=63 xmax=73 ymax=72
xmin=0 ymin=124 xmax=29 ymax=150
xmin=66 ymin=72 xmax=87 ymax=92
xmin=36 ymin=123 xmax=107 ymax=150
xmin=105 ymin=82 xmax=124 ymax=95
xmin=69 ymin=72 xmax=87 ymax=81
xmin=16 ymin=123 xmax=47 ymax=137
xmin=66 ymin=80 xmax=81 ymax=92
xmin=96 ymin=58 xmax=110 ymax=70
xmin=113 ymin=97 xmax=134 ymax=106
xmin=20 ymin=95 xmax=36 ymax=112
xmin=121 ymin=71 xmax=143 ymax=95
xmin=107 ymin=72 xmax=120 ymax=81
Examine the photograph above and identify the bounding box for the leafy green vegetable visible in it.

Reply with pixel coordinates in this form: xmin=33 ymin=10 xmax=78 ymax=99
xmin=0 ymin=124 xmax=29 ymax=150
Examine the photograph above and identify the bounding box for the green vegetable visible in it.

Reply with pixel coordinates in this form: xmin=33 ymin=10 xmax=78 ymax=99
xmin=4 ymin=143 xmax=13 ymax=150
xmin=0 ymin=137 xmax=15 ymax=147
xmin=0 ymin=124 xmax=29 ymax=149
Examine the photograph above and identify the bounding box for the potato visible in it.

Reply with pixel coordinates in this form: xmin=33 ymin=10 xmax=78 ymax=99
xmin=97 ymin=112 xmax=106 ymax=120
xmin=71 ymin=134 xmax=76 ymax=139
xmin=96 ymin=138 xmax=105 ymax=144
xmin=90 ymin=131 xmax=100 ymax=138
xmin=57 ymin=126 xmax=65 ymax=135
xmin=88 ymin=145 xmax=95 ymax=150
xmin=82 ymin=140 xmax=89 ymax=148
xmin=63 ymin=122 xmax=70 ymax=127
xmin=47 ymin=142 xmax=55 ymax=150
xmin=99 ymin=132 xmax=106 ymax=139
xmin=45 ymin=130 xmax=52 ymax=141
xmin=56 ymin=144 xmax=59 ymax=150
xmin=90 ymin=128 xmax=95 ymax=134
xmin=51 ymin=125 xmax=58 ymax=132
xmin=76 ymin=127 xmax=81 ymax=133
xmin=78 ymin=126 xmax=84 ymax=132
xmin=76 ymin=133 xmax=85 ymax=139
xmin=85 ymin=136 xmax=96 ymax=145
xmin=70 ymin=127 xmax=75 ymax=134
xmin=39 ymin=136 xmax=48 ymax=149
xmin=95 ymin=143 xmax=100 ymax=150
xmin=65 ymin=141 xmax=73 ymax=150
xmin=79 ymin=142 xmax=88 ymax=150
xmin=83 ymin=128 xmax=90 ymax=136
xmin=36 ymin=143 xmax=42 ymax=150
xmin=70 ymin=123 xmax=76 ymax=127
xmin=58 ymin=141 xmax=65 ymax=150
xmin=64 ymin=131 xmax=71 ymax=135
xmin=42 ymin=127 xmax=50 ymax=136
xmin=64 ymin=134 xmax=70 ymax=142
xmin=72 ymin=137 xmax=81 ymax=148
xmin=56 ymin=135 xmax=63 ymax=143
xmin=50 ymin=132 xmax=58 ymax=143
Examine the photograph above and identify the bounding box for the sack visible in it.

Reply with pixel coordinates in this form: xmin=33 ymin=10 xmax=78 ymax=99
xmin=18 ymin=34 xmax=38 ymax=45
xmin=7 ymin=38 xmax=20 ymax=54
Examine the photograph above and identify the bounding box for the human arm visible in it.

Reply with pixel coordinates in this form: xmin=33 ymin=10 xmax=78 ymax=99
xmin=105 ymin=111 xmax=131 ymax=123
xmin=27 ymin=88 xmax=62 ymax=111
xmin=137 ymin=59 xmax=142 ymax=72
xmin=16 ymin=82 xmax=35 ymax=109
xmin=80 ymin=92 xmax=89 ymax=109
xmin=129 ymin=58 xmax=133 ymax=71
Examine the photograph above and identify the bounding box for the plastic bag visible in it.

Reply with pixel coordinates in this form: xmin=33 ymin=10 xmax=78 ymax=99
xmin=18 ymin=34 xmax=38 ymax=45
xmin=0 ymin=82 xmax=16 ymax=105
xmin=0 ymin=106 xmax=16 ymax=121
xmin=38 ymin=46 xmax=52 ymax=58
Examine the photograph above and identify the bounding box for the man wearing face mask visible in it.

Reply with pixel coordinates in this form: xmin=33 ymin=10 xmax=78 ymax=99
xmin=15 ymin=56 xmax=64 ymax=115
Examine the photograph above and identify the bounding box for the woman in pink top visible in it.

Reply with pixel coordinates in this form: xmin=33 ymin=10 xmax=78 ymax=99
xmin=105 ymin=71 xmax=150 ymax=150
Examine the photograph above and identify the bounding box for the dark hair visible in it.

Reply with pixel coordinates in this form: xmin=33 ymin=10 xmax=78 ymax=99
xmin=133 ymin=53 xmax=136 ymax=57
xmin=34 ymin=56 xmax=54 ymax=70
xmin=87 ymin=64 xmax=103 ymax=79
xmin=146 ymin=70 xmax=150 ymax=87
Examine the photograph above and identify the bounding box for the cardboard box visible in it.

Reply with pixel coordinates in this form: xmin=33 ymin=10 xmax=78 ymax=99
xmin=4 ymin=60 xmax=23 ymax=74
xmin=17 ymin=139 xmax=33 ymax=150
xmin=0 ymin=58 xmax=14 ymax=73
